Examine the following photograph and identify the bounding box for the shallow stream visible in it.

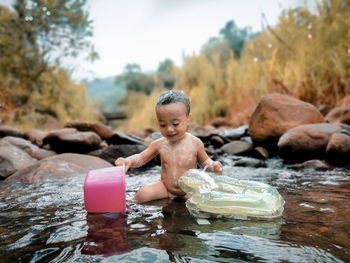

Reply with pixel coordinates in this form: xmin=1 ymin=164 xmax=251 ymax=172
xmin=1 ymin=157 xmax=349 ymax=262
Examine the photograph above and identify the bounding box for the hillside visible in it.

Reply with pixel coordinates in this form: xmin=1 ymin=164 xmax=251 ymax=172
xmin=86 ymin=76 xmax=127 ymax=110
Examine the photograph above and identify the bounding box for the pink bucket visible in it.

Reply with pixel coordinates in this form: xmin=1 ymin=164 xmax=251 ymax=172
xmin=84 ymin=165 xmax=126 ymax=213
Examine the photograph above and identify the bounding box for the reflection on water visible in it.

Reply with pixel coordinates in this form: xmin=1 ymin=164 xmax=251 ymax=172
xmin=0 ymin=157 xmax=349 ymax=262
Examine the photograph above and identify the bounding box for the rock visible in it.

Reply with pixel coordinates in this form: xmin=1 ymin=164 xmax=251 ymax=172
xmin=249 ymin=93 xmax=324 ymax=147
xmin=189 ymin=125 xmax=217 ymax=143
xmin=325 ymin=133 xmax=350 ymax=166
xmin=43 ymin=128 xmax=102 ymax=153
xmin=0 ymin=136 xmax=55 ymax=160
xmin=250 ymin=146 xmax=269 ymax=160
xmin=207 ymin=117 xmax=230 ymax=128
xmin=25 ymin=129 xmax=47 ymax=147
xmin=209 ymin=135 xmax=225 ymax=148
xmin=6 ymin=153 xmax=112 ymax=183
xmin=0 ymin=125 xmax=25 ymax=138
xmin=0 ymin=142 xmax=37 ymax=179
xmin=89 ymin=144 xmax=146 ymax=164
xmin=232 ymin=156 xmax=266 ymax=168
xmin=107 ymin=132 xmax=144 ymax=145
xmin=277 ymin=123 xmax=341 ymax=163
xmin=220 ymin=140 xmax=253 ymax=155
xmin=218 ymin=125 xmax=249 ymax=141
xmin=288 ymin=160 xmax=333 ymax=170
xmin=65 ymin=120 xmax=114 ymax=140
xmin=325 ymin=106 xmax=350 ymax=125
xmin=89 ymin=144 xmax=160 ymax=167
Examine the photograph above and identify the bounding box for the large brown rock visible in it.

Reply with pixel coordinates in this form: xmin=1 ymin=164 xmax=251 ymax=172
xmin=277 ymin=123 xmax=341 ymax=162
xmin=325 ymin=106 xmax=350 ymax=125
xmin=6 ymin=153 xmax=112 ymax=183
xmin=325 ymin=132 xmax=350 ymax=166
xmin=0 ymin=142 xmax=37 ymax=179
xmin=43 ymin=128 xmax=102 ymax=153
xmin=249 ymin=94 xmax=325 ymax=146
xmin=65 ymin=120 xmax=114 ymax=140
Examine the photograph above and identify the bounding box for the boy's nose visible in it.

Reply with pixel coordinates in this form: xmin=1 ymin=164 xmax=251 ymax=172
xmin=166 ymin=126 xmax=175 ymax=133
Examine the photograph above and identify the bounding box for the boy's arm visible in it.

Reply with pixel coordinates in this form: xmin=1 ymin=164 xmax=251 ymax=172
xmin=197 ymin=139 xmax=223 ymax=175
xmin=115 ymin=140 xmax=159 ymax=171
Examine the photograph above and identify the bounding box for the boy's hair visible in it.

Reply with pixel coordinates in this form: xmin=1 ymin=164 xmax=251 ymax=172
xmin=156 ymin=90 xmax=191 ymax=115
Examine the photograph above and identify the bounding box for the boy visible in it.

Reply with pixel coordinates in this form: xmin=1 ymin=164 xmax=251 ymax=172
xmin=115 ymin=90 xmax=223 ymax=203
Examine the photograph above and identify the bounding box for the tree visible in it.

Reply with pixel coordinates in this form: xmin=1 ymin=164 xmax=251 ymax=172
xmin=0 ymin=0 xmax=95 ymax=106
xmin=115 ymin=64 xmax=155 ymax=95
xmin=157 ymin=58 xmax=175 ymax=89
xmin=219 ymin=20 xmax=258 ymax=58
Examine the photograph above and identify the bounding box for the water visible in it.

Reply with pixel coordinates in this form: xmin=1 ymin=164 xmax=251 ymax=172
xmin=0 ymin=157 xmax=349 ymax=262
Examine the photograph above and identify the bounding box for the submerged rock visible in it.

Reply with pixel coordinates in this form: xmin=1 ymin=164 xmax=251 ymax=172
xmin=288 ymin=160 xmax=333 ymax=170
xmin=6 ymin=153 xmax=112 ymax=183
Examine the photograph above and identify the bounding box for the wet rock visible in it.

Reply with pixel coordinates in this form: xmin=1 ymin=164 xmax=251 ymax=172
xmin=107 ymin=132 xmax=144 ymax=145
xmin=288 ymin=160 xmax=333 ymax=170
xmin=325 ymin=133 xmax=350 ymax=166
xmin=209 ymin=135 xmax=225 ymax=148
xmin=190 ymin=125 xmax=217 ymax=143
xmin=277 ymin=123 xmax=341 ymax=163
xmin=232 ymin=156 xmax=266 ymax=168
xmin=218 ymin=125 xmax=248 ymax=141
xmin=0 ymin=125 xmax=25 ymax=138
xmin=89 ymin=144 xmax=147 ymax=164
xmin=0 ymin=136 xmax=55 ymax=160
xmin=6 ymin=153 xmax=112 ymax=183
xmin=0 ymin=142 xmax=37 ymax=179
xmin=93 ymin=144 xmax=160 ymax=167
xmin=220 ymin=140 xmax=253 ymax=155
xmin=24 ymin=129 xmax=47 ymax=147
xmin=65 ymin=120 xmax=114 ymax=140
xmin=325 ymin=106 xmax=350 ymax=125
xmin=250 ymin=146 xmax=269 ymax=160
xmin=249 ymin=93 xmax=324 ymax=148
xmin=43 ymin=128 xmax=102 ymax=153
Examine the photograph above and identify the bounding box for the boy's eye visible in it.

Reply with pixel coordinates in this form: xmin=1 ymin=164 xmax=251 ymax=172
xmin=160 ymin=124 xmax=166 ymax=128
xmin=173 ymin=123 xmax=179 ymax=127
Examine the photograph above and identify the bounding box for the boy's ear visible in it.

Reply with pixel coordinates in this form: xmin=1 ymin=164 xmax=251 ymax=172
xmin=187 ymin=113 xmax=193 ymax=121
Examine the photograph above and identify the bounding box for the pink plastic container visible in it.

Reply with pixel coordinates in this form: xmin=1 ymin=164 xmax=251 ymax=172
xmin=84 ymin=165 xmax=126 ymax=213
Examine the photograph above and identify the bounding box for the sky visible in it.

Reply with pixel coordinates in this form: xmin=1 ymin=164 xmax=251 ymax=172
xmin=1 ymin=0 xmax=316 ymax=81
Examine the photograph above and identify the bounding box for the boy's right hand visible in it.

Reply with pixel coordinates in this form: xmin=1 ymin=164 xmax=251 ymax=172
xmin=115 ymin=157 xmax=131 ymax=172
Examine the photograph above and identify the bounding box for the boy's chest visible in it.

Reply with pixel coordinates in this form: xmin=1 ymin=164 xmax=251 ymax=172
xmin=158 ymin=144 xmax=197 ymax=166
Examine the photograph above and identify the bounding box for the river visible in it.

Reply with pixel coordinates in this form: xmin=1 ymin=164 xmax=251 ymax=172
xmin=0 ymin=157 xmax=349 ymax=262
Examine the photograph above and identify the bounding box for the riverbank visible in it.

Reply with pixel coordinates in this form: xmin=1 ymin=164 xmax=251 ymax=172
xmin=1 ymin=93 xmax=350 ymax=182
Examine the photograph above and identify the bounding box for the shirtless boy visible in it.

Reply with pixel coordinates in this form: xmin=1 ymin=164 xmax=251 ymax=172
xmin=115 ymin=90 xmax=223 ymax=203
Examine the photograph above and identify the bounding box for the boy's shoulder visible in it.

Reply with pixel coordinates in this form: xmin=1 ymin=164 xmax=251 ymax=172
xmin=186 ymin=132 xmax=203 ymax=145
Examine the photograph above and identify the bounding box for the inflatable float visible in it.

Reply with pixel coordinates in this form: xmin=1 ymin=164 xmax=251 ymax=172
xmin=178 ymin=168 xmax=285 ymax=221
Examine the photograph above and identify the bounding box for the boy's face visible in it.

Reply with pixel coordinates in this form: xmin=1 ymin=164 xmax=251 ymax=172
xmin=156 ymin=102 xmax=192 ymax=143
